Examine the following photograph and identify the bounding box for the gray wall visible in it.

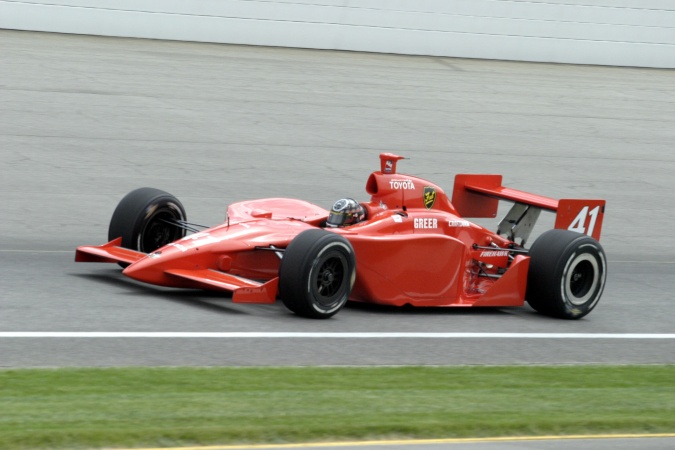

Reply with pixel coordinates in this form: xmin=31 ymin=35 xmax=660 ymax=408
xmin=1 ymin=0 xmax=674 ymax=68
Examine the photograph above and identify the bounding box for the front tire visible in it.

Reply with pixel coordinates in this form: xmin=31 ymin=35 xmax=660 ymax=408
xmin=108 ymin=187 xmax=186 ymax=256
xmin=526 ymin=229 xmax=607 ymax=319
xmin=279 ymin=229 xmax=356 ymax=319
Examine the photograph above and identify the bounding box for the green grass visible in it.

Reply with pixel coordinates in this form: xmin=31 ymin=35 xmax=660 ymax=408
xmin=1 ymin=365 xmax=674 ymax=449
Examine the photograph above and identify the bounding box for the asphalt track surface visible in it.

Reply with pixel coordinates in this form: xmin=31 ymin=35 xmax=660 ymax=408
xmin=1 ymin=30 xmax=675 ymax=370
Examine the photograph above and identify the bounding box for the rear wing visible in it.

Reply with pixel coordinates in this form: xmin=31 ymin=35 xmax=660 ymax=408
xmin=452 ymin=174 xmax=605 ymax=242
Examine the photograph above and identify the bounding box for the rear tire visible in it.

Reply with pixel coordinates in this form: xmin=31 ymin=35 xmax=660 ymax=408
xmin=108 ymin=188 xmax=186 ymax=258
xmin=279 ymin=229 xmax=356 ymax=319
xmin=526 ymin=229 xmax=607 ymax=319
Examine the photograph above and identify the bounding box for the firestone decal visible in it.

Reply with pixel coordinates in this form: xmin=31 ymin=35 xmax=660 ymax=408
xmin=389 ymin=179 xmax=415 ymax=190
xmin=414 ymin=218 xmax=438 ymax=229
xmin=480 ymin=251 xmax=509 ymax=258
xmin=424 ymin=186 xmax=436 ymax=209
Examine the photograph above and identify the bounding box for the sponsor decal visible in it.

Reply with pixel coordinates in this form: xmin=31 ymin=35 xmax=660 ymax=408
xmin=480 ymin=250 xmax=509 ymax=258
xmin=184 ymin=232 xmax=210 ymax=240
xmin=414 ymin=218 xmax=438 ymax=229
xmin=448 ymin=220 xmax=470 ymax=227
xmin=424 ymin=186 xmax=436 ymax=209
xmin=181 ymin=231 xmax=220 ymax=245
xmin=389 ymin=179 xmax=415 ymax=190
xmin=384 ymin=160 xmax=393 ymax=173
xmin=391 ymin=214 xmax=403 ymax=223
xmin=168 ymin=242 xmax=188 ymax=252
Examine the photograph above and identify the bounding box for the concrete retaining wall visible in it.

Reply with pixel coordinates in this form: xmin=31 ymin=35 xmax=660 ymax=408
xmin=1 ymin=0 xmax=674 ymax=67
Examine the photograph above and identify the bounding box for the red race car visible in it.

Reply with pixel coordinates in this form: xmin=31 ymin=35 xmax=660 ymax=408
xmin=76 ymin=153 xmax=607 ymax=319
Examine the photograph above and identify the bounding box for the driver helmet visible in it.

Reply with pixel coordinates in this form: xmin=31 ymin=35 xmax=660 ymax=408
xmin=327 ymin=198 xmax=366 ymax=228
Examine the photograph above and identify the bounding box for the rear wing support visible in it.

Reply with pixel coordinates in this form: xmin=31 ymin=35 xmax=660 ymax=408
xmin=496 ymin=202 xmax=541 ymax=246
xmin=452 ymin=174 xmax=605 ymax=241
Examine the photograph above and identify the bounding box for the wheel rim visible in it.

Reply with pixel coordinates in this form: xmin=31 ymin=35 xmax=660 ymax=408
xmin=311 ymin=252 xmax=348 ymax=309
xmin=138 ymin=204 xmax=184 ymax=253
xmin=564 ymin=253 xmax=599 ymax=306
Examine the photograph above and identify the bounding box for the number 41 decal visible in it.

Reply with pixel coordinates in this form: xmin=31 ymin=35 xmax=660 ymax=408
xmin=555 ymin=199 xmax=605 ymax=241
xmin=568 ymin=205 xmax=600 ymax=236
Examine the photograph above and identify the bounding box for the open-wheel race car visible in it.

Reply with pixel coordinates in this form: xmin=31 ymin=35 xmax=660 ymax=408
xmin=76 ymin=153 xmax=607 ymax=319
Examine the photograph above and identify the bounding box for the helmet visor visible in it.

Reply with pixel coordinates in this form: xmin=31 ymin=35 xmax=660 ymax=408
xmin=327 ymin=198 xmax=352 ymax=227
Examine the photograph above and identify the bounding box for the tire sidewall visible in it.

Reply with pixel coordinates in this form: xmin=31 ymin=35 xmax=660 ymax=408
xmin=527 ymin=229 xmax=607 ymax=319
xmin=555 ymin=240 xmax=607 ymax=318
xmin=108 ymin=188 xmax=186 ymax=253
xmin=132 ymin=198 xmax=185 ymax=253
xmin=304 ymin=240 xmax=355 ymax=316
xmin=280 ymin=229 xmax=356 ymax=319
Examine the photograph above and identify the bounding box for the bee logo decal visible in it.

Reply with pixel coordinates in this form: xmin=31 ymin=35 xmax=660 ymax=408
xmin=424 ymin=186 xmax=436 ymax=210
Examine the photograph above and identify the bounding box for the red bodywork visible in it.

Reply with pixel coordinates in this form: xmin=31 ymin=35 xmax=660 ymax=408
xmin=76 ymin=153 xmax=605 ymax=309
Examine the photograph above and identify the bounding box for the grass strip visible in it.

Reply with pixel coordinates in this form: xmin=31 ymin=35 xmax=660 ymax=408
xmin=1 ymin=365 xmax=674 ymax=449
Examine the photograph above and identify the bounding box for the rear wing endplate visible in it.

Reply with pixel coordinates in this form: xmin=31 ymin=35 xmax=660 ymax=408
xmin=452 ymin=174 xmax=605 ymax=241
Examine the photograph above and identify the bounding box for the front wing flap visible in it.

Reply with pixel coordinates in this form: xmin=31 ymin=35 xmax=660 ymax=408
xmin=165 ymin=269 xmax=278 ymax=304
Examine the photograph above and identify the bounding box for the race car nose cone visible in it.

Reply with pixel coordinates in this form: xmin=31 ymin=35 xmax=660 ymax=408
xmin=122 ymin=255 xmax=165 ymax=285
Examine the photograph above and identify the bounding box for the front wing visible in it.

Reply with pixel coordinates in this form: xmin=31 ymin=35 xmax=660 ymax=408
xmin=76 ymin=239 xmax=278 ymax=304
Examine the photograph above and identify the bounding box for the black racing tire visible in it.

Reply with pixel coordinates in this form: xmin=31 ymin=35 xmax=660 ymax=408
xmin=279 ymin=229 xmax=356 ymax=319
xmin=526 ymin=229 xmax=607 ymax=319
xmin=108 ymin=188 xmax=186 ymax=259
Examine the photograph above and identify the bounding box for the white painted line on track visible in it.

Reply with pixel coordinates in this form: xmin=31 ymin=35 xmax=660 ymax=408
xmin=1 ymin=332 xmax=674 ymax=339
xmin=118 ymin=433 xmax=675 ymax=450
